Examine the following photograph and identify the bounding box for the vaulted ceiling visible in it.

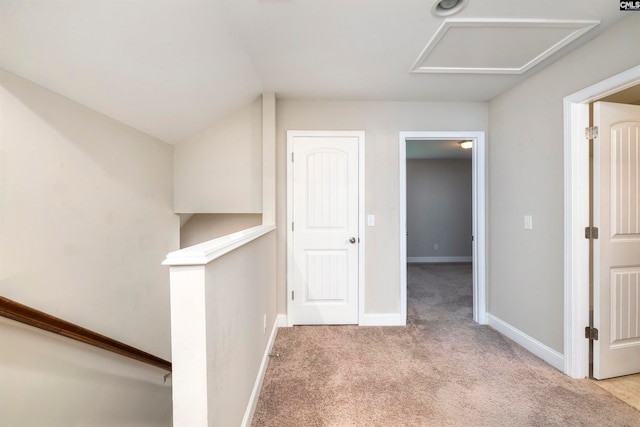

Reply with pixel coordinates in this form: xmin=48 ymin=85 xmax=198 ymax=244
xmin=0 ymin=1 xmax=626 ymax=144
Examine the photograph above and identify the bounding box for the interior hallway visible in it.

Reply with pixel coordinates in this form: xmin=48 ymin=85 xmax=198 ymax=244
xmin=251 ymin=264 xmax=640 ymax=426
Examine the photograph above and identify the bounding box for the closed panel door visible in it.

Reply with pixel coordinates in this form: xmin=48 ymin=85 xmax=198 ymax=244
xmin=290 ymin=134 xmax=360 ymax=325
xmin=594 ymin=101 xmax=640 ymax=379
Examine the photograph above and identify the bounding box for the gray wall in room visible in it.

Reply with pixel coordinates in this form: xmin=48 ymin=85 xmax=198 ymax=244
xmin=488 ymin=14 xmax=640 ymax=354
xmin=407 ymin=159 xmax=472 ymax=259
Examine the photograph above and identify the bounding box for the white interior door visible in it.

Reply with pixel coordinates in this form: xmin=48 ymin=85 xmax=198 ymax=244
xmin=594 ymin=101 xmax=640 ymax=379
xmin=288 ymin=132 xmax=361 ymax=325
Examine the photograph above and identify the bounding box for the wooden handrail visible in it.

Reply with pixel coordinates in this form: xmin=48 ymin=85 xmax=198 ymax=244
xmin=0 ymin=296 xmax=171 ymax=371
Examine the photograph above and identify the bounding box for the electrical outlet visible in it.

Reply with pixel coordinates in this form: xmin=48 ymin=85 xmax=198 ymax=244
xmin=263 ymin=314 xmax=267 ymax=333
xmin=524 ymin=215 xmax=533 ymax=230
xmin=434 ymin=243 xmax=439 ymax=250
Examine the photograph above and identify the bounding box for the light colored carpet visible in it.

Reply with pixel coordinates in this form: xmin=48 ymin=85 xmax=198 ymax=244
xmin=252 ymin=263 xmax=640 ymax=426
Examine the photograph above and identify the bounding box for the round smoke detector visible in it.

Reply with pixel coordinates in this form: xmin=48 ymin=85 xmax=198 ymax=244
xmin=432 ymin=0 xmax=468 ymax=17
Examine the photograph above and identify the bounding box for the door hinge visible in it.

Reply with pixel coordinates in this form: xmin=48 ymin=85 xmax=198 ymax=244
xmin=585 ymin=126 xmax=599 ymax=140
xmin=292 ymin=222 xmax=294 ymax=232
xmin=292 ymin=291 xmax=295 ymax=301
xmin=291 ymin=152 xmax=294 ymax=162
xmin=585 ymin=226 xmax=599 ymax=240
xmin=585 ymin=326 xmax=599 ymax=341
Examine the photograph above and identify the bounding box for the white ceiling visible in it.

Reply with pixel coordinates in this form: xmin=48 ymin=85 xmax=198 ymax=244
xmin=0 ymin=1 xmax=626 ymax=144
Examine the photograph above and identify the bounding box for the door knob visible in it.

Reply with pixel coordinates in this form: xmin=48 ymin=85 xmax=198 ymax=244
xmin=349 ymin=237 xmax=357 ymax=244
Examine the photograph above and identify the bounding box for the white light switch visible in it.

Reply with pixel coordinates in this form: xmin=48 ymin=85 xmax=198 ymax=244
xmin=524 ymin=215 xmax=533 ymax=230
xmin=367 ymin=215 xmax=375 ymax=226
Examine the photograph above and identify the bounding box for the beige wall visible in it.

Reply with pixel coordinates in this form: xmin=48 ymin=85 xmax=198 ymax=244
xmin=488 ymin=14 xmax=640 ymax=353
xmin=0 ymin=69 xmax=177 ymax=425
xmin=173 ymin=97 xmax=263 ymax=214
xmin=407 ymin=159 xmax=472 ymax=258
xmin=0 ymin=317 xmax=172 ymax=427
xmin=204 ymin=231 xmax=276 ymax=426
xmin=180 ymin=213 xmax=262 ymax=248
xmin=276 ymin=100 xmax=488 ymax=315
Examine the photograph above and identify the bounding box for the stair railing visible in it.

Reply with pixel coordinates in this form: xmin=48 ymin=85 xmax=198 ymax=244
xmin=0 ymin=296 xmax=171 ymax=372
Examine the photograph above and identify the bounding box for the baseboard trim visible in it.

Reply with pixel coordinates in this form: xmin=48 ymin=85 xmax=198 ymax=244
xmin=276 ymin=314 xmax=288 ymax=328
xmin=241 ymin=317 xmax=279 ymax=427
xmin=359 ymin=313 xmax=405 ymax=326
xmin=407 ymin=256 xmax=472 ymax=263
xmin=487 ymin=314 xmax=564 ymax=371
xmin=283 ymin=312 xmax=404 ymax=327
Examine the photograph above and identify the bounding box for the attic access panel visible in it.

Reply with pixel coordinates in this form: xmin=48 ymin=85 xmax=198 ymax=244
xmin=411 ymin=19 xmax=600 ymax=74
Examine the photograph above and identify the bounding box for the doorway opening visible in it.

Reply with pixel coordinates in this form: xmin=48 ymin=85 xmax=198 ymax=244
xmin=564 ymin=65 xmax=640 ymax=379
xmin=399 ymin=131 xmax=487 ymax=325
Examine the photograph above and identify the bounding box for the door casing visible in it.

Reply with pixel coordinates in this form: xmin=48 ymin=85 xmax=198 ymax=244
xmin=399 ymin=131 xmax=487 ymax=325
xmin=564 ymin=64 xmax=640 ymax=379
xmin=286 ymin=130 xmax=365 ymax=326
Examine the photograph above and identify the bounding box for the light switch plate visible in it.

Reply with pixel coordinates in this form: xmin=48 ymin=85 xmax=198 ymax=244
xmin=367 ymin=214 xmax=375 ymax=226
xmin=524 ymin=215 xmax=533 ymax=230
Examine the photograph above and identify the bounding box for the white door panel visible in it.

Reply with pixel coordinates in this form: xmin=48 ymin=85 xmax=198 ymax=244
xmin=289 ymin=134 xmax=361 ymax=325
xmin=594 ymin=101 xmax=640 ymax=379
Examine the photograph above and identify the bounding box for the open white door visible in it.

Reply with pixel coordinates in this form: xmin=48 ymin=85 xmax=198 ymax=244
xmin=287 ymin=131 xmax=362 ymax=325
xmin=594 ymin=101 xmax=640 ymax=379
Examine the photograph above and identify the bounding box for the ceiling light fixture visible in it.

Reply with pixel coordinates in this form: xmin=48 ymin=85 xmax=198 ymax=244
xmin=459 ymin=140 xmax=473 ymax=150
xmin=432 ymin=0 xmax=467 ymax=17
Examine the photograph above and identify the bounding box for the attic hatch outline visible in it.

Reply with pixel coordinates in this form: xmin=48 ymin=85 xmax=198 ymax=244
xmin=411 ymin=18 xmax=600 ymax=75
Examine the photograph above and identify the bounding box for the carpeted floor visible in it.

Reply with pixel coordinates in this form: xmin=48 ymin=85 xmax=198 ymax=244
xmin=251 ymin=263 xmax=640 ymax=426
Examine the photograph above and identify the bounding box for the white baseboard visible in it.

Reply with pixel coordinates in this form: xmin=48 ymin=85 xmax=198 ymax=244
xmin=241 ymin=317 xmax=279 ymax=427
xmin=281 ymin=312 xmax=404 ymax=327
xmin=487 ymin=314 xmax=564 ymax=371
xmin=276 ymin=314 xmax=288 ymax=328
xmin=407 ymin=256 xmax=472 ymax=263
xmin=359 ymin=313 xmax=405 ymax=326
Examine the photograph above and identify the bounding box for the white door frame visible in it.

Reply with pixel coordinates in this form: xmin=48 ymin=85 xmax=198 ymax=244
xmin=563 ymin=65 xmax=640 ymax=379
xmin=286 ymin=130 xmax=366 ymax=326
xmin=399 ymin=131 xmax=487 ymax=325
